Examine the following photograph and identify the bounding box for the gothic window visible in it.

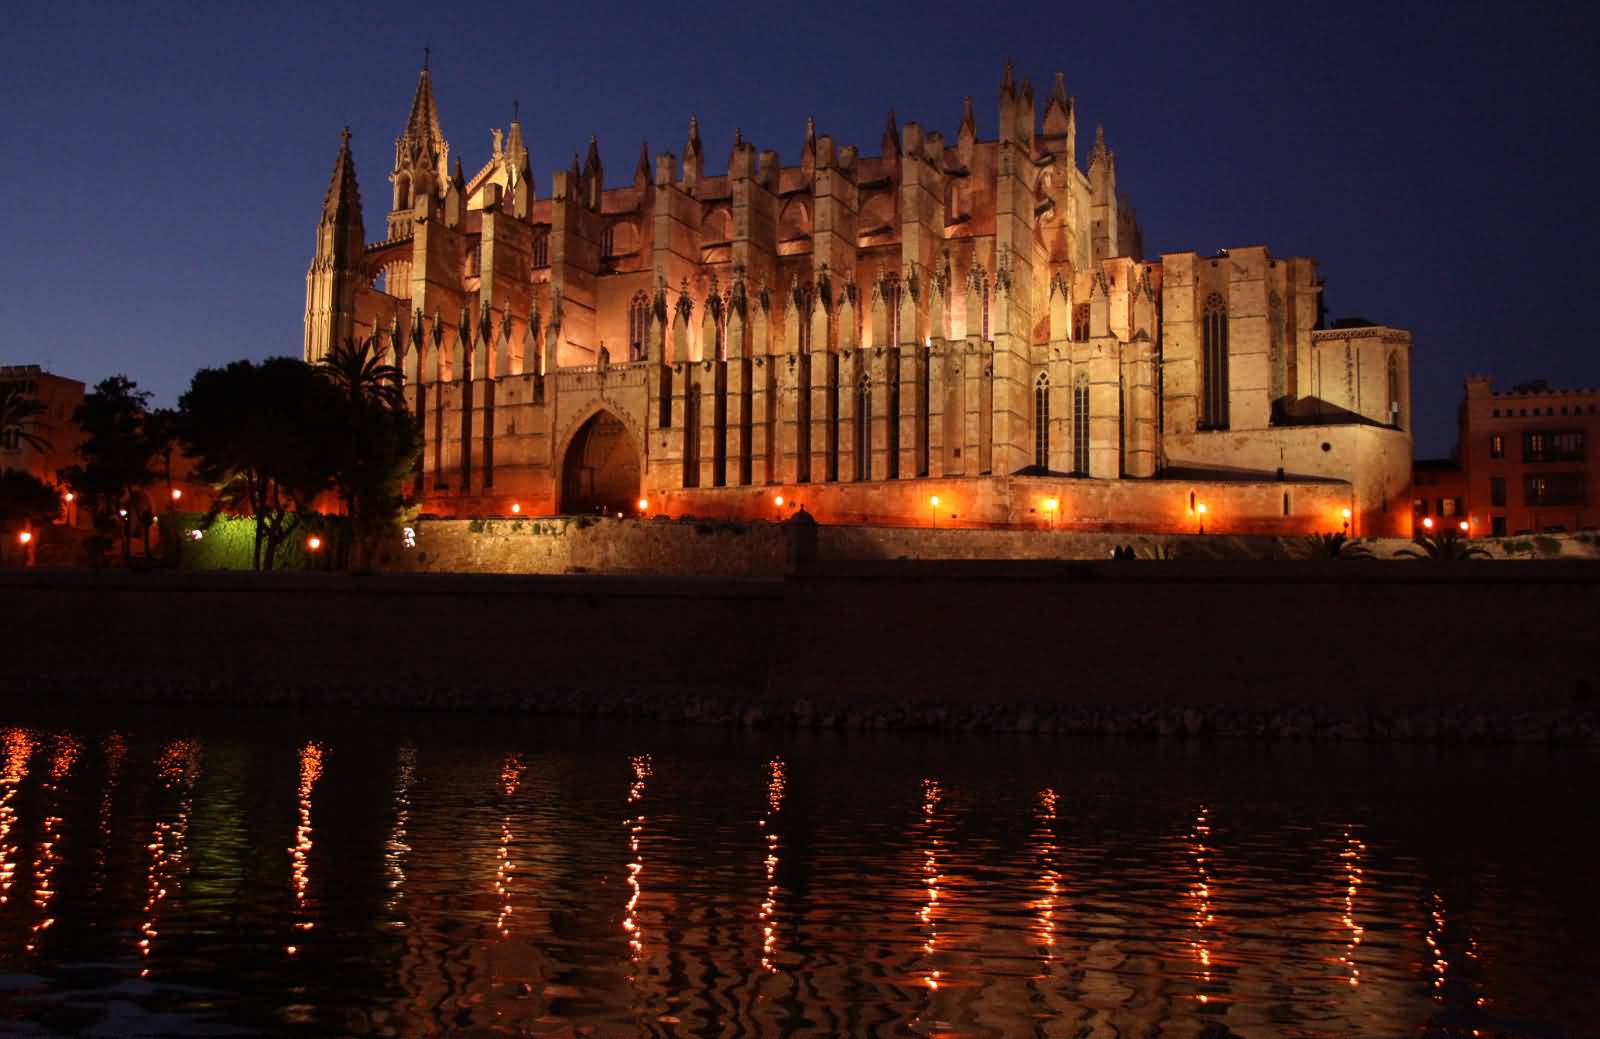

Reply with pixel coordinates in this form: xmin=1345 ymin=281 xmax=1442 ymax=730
xmin=1035 ymin=372 xmax=1050 ymax=468
xmin=885 ymin=273 xmax=902 ymax=347
xmin=532 ymin=233 xmax=549 ymax=268
xmin=600 ymin=224 xmax=615 ymax=259
xmin=628 ymin=291 xmax=650 ymax=362
xmin=1073 ymin=373 xmax=1090 ymax=474
xmin=981 ymin=277 xmax=991 ymax=340
xmin=683 ymin=383 xmax=700 ymax=487
xmin=795 ymin=283 xmax=814 ymax=353
xmin=1200 ymin=292 xmax=1229 ymax=430
xmin=394 ymin=173 xmax=411 ymax=212
xmin=1387 ymin=353 xmax=1402 ymax=429
xmin=659 ymin=365 xmax=673 ymax=427
xmin=856 ymin=376 xmax=872 ymax=481
xmin=1072 ymin=304 xmax=1089 ymax=343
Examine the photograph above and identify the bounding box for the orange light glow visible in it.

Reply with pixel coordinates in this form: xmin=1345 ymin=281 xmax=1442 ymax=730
xmin=637 ymin=498 xmax=649 ymax=512
xmin=1459 ymin=520 xmax=1469 ymax=532
xmin=930 ymin=495 xmax=940 ymax=507
xmin=1341 ymin=507 xmax=1352 ymax=520
xmin=1196 ymin=503 xmax=1208 ymax=515
xmin=510 ymin=502 xmax=521 ymax=514
xmin=1043 ymin=497 xmax=1058 ymax=512
xmin=63 ymin=492 xmax=74 ymax=503
xmin=171 ymin=488 xmax=183 ymax=502
xmin=307 ymin=536 xmax=322 ymax=551
xmin=1423 ymin=517 xmax=1435 ymax=530
xmin=17 ymin=531 xmax=31 ymax=545
xmin=773 ymin=494 xmax=784 ymax=507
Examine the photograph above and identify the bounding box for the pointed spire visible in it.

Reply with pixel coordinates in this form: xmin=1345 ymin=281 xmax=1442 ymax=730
xmin=960 ymin=97 xmax=976 ymax=139
xmin=634 ymin=140 xmax=651 ymax=185
xmin=452 ymin=156 xmax=465 ymax=191
xmin=882 ymin=108 xmax=900 ymax=160
xmin=686 ymin=114 xmax=702 ymax=159
xmin=1051 ymin=72 xmax=1068 ymax=106
xmin=405 ymin=64 xmax=443 ymax=149
xmin=1093 ymin=125 xmax=1107 ymax=155
xmin=584 ymin=134 xmax=601 ymax=174
xmin=322 ymin=126 xmax=363 ymax=222
xmin=1001 ymin=57 xmax=1015 ymax=98
xmin=570 ymin=152 xmax=581 ymax=182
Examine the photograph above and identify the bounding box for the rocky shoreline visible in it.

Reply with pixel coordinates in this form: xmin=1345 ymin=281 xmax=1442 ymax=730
xmin=11 ymin=675 xmax=1596 ymax=745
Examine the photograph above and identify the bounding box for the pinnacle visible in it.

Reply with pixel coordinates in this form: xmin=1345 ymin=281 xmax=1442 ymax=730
xmin=322 ymin=126 xmax=363 ymax=220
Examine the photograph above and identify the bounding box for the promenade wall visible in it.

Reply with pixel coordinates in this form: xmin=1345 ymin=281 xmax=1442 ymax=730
xmin=3 ymin=564 xmax=1596 ymax=741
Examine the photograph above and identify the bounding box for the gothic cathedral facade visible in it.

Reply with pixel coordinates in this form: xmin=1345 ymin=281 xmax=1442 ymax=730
xmin=305 ymin=64 xmax=1414 ymax=534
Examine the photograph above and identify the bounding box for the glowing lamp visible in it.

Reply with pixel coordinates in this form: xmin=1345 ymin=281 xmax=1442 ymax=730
xmin=118 ymin=509 xmax=128 ymax=518
xmin=1341 ymin=507 xmax=1351 ymax=520
xmin=307 ymin=536 xmax=322 ymax=552
xmin=511 ymin=502 xmax=522 ymax=514
xmin=63 ymin=492 xmax=74 ymax=503
xmin=171 ymin=488 xmax=183 ymax=502
xmin=637 ymin=498 xmax=649 ymax=512
xmin=1043 ymin=497 xmax=1059 ymax=511
xmin=930 ymin=495 xmax=940 ymax=507
xmin=1422 ymin=517 xmax=1434 ymax=530
xmin=1459 ymin=520 xmax=1469 ymax=532
xmin=773 ymin=494 xmax=784 ymax=507
xmin=1196 ymin=503 xmax=1207 ymax=515
xmin=17 ymin=531 xmax=32 ymax=545
xmin=189 ymin=530 xmax=204 ymax=541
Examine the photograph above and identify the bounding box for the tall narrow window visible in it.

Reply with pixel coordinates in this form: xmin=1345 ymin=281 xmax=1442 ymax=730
xmin=628 ymin=291 xmax=650 ymax=362
xmin=917 ymin=346 xmax=930 ymax=476
xmin=1073 ymin=374 xmax=1090 ymax=474
xmin=532 ymin=233 xmax=549 ymax=268
xmin=856 ymin=376 xmax=872 ymax=481
xmin=796 ymin=351 xmax=811 ymax=483
xmin=1034 ymin=372 xmax=1050 ymax=468
xmin=1200 ymin=292 xmax=1229 ymax=430
xmin=885 ymin=274 xmax=902 ymax=347
xmin=1387 ymin=353 xmax=1401 ymax=428
xmin=600 ymin=224 xmax=615 ymax=259
xmin=658 ymin=365 xmax=673 ymax=427
xmin=682 ymin=383 xmax=700 ymax=487
xmin=886 ymin=351 xmax=900 ymax=479
xmin=795 ymin=284 xmax=814 ymax=353
xmin=981 ymin=278 xmax=991 ymax=340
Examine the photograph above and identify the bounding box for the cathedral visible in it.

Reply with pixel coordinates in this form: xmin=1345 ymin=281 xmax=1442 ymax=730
xmin=305 ymin=63 xmax=1414 ymax=534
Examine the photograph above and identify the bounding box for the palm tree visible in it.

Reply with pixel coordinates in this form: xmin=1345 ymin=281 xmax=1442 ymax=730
xmin=317 ymin=334 xmax=406 ymax=412
xmin=1395 ymin=528 xmax=1491 ymax=561
xmin=0 ymin=382 xmax=50 ymax=453
xmin=1304 ymin=531 xmax=1373 ymax=559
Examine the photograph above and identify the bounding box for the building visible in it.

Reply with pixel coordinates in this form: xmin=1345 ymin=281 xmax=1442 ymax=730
xmin=0 ymin=365 xmax=84 ymax=488
xmin=1411 ymin=457 xmax=1467 ymax=530
xmin=303 ymin=63 xmax=1415 ymax=534
xmin=1457 ymin=377 xmax=1598 ymax=536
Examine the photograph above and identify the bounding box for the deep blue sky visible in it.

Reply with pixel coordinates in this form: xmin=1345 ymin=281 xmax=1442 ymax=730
xmin=7 ymin=2 xmax=1596 ymax=457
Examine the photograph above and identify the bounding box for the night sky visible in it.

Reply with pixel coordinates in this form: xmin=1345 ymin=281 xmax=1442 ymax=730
xmin=7 ymin=2 xmax=1596 ymax=457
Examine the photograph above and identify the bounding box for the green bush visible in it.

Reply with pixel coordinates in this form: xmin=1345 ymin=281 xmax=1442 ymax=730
xmin=1534 ymin=535 xmax=1562 ymax=557
xmin=173 ymin=511 xmax=343 ymax=570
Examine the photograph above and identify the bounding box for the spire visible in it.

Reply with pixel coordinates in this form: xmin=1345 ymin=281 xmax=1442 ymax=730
xmin=1051 ymin=71 xmax=1068 ymax=107
xmin=1001 ymin=57 xmax=1015 ymax=98
xmin=584 ymin=134 xmax=601 ymax=175
xmin=959 ymin=96 xmax=976 ymax=140
xmin=582 ymin=135 xmax=603 ymax=208
xmin=634 ymin=140 xmax=651 ymax=187
xmin=882 ymin=108 xmax=900 ymax=160
xmin=322 ymin=126 xmax=363 ymax=224
xmin=1043 ymin=72 xmax=1074 ymax=137
xmin=801 ymin=115 xmax=817 ymax=177
xmin=1093 ymin=125 xmax=1107 ymax=155
xmin=404 ymin=64 xmax=444 ymax=153
xmin=685 ymin=114 xmax=702 ymax=160
xmin=392 ymin=61 xmax=449 ymax=207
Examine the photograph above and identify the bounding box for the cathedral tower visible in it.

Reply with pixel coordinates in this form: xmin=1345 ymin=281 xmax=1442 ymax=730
xmin=388 ymin=63 xmax=450 ymax=240
xmin=304 ymin=128 xmax=365 ymax=363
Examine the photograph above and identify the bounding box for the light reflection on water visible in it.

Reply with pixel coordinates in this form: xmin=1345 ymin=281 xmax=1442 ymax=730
xmin=0 ymin=713 xmax=1592 ymax=1038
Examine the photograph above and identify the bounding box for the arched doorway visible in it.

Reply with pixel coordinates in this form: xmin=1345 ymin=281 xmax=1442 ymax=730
xmin=559 ymin=410 xmax=640 ymax=515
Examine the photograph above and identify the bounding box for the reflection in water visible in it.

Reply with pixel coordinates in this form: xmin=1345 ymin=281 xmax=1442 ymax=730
xmin=759 ymin=756 xmax=785 ymax=973
xmin=1034 ymin=788 xmax=1060 ymax=961
xmin=138 ymin=738 xmax=200 ymax=973
xmin=1188 ymin=804 xmax=1218 ymax=1004
xmin=0 ymin=728 xmax=35 ymax=906
xmin=0 ymin=722 xmax=1589 ymax=1038
xmin=495 ymin=753 xmax=523 ymax=939
xmin=1342 ymin=827 xmax=1367 ymax=989
xmin=918 ymin=778 xmax=943 ymax=991
xmin=623 ymin=753 xmax=651 ymax=966
xmin=94 ymin=733 xmax=127 ymax=892
xmin=26 ymin=736 xmax=80 ymax=953
xmin=288 ymin=740 xmax=325 ymax=955
xmin=385 ymin=745 xmax=416 ymax=921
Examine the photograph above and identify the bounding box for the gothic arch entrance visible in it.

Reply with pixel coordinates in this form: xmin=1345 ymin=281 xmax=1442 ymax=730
xmin=559 ymin=409 xmax=641 ymax=515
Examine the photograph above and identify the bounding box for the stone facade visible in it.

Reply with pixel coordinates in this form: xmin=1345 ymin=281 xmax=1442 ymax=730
xmin=305 ymin=64 xmax=1415 ymax=535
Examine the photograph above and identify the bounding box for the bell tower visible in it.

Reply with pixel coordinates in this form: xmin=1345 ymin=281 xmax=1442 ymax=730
xmin=304 ymin=127 xmax=365 ymax=363
xmin=388 ymin=59 xmax=450 ymax=240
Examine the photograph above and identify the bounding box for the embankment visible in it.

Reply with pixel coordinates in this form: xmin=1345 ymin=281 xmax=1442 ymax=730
xmin=3 ymin=563 xmax=1596 ymax=742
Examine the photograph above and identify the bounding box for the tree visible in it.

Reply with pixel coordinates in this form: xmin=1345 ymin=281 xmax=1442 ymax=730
xmin=0 ymin=383 xmax=50 ymax=454
xmin=1302 ymin=531 xmax=1373 ymax=559
xmin=0 ymin=469 xmax=60 ymax=565
xmin=179 ymin=358 xmax=341 ymax=571
xmin=316 ymin=335 xmax=420 ymax=570
xmin=1395 ymin=528 xmax=1492 ymax=561
xmin=59 ymin=375 xmax=158 ymax=564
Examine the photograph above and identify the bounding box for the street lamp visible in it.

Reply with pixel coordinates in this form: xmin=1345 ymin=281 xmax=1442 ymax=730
xmin=1458 ymin=519 xmax=1469 ymax=533
xmin=171 ymin=488 xmax=183 ymax=502
xmin=1196 ymin=502 xmax=1207 ymax=535
xmin=1422 ymin=516 xmax=1435 ymax=531
xmin=773 ymin=494 xmax=784 ymax=508
xmin=307 ymin=535 xmax=322 ymax=552
xmin=17 ymin=531 xmax=32 ymax=546
xmin=929 ymin=495 xmax=940 ymax=528
xmin=511 ymin=502 xmax=522 ymax=514
xmin=637 ymin=498 xmax=649 ymax=513
xmin=1043 ymin=497 xmax=1059 ymax=530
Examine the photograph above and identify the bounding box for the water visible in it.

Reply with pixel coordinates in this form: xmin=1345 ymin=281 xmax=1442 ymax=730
xmin=0 ymin=709 xmax=1593 ymax=1038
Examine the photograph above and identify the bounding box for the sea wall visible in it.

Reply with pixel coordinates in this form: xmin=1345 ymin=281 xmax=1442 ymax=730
xmin=3 ymin=563 xmax=1597 ymax=743
xmin=385 ymin=517 xmax=1600 ymax=577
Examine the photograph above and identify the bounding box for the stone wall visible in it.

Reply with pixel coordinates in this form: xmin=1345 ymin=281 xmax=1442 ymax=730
xmin=3 ymin=564 xmax=1596 ymax=742
xmin=383 ymin=516 xmax=1600 ymax=578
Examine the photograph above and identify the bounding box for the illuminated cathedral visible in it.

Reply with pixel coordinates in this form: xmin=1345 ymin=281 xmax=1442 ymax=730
xmin=305 ymin=62 xmax=1413 ymax=533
